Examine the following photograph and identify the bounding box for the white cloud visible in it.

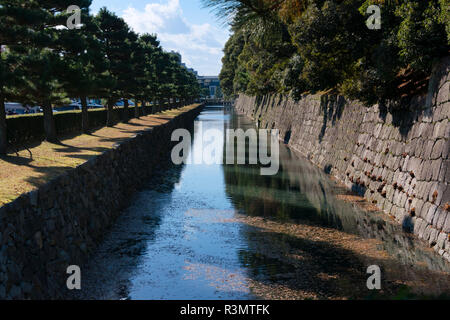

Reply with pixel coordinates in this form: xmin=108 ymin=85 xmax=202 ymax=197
xmin=122 ymin=0 xmax=229 ymax=75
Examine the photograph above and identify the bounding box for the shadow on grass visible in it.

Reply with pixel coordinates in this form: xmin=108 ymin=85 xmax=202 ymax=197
xmin=51 ymin=141 xmax=110 ymax=155
xmin=0 ymin=154 xmax=34 ymax=166
xmin=24 ymin=165 xmax=74 ymax=188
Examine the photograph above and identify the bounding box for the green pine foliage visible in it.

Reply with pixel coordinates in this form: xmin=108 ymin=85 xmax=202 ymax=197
xmin=208 ymin=0 xmax=449 ymax=104
xmin=0 ymin=1 xmax=201 ymax=154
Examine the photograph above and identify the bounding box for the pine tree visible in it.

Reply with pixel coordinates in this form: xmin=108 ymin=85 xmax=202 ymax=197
xmin=141 ymin=35 xmax=163 ymax=113
xmin=94 ymin=8 xmax=132 ymax=126
xmin=118 ymin=30 xmax=138 ymax=123
xmin=5 ymin=0 xmax=93 ymax=142
xmin=130 ymin=35 xmax=154 ymax=118
xmin=59 ymin=13 xmax=106 ymax=133
xmin=157 ymin=52 xmax=178 ymax=110
xmin=0 ymin=49 xmax=22 ymax=155
xmin=0 ymin=0 xmax=42 ymax=153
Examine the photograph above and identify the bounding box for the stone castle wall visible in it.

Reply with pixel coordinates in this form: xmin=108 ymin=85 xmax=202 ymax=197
xmin=235 ymin=57 xmax=450 ymax=262
xmin=0 ymin=105 xmax=203 ymax=299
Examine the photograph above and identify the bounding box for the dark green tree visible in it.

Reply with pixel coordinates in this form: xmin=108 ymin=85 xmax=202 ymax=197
xmin=94 ymin=8 xmax=131 ymax=126
xmin=117 ymin=30 xmax=138 ymax=123
xmin=219 ymin=29 xmax=245 ymax=98
xmin=207 ymin=0 xmax=449 ymax=104
xmin=0 ymin=0 xmax=26 ymax=154
xmin=7 ymin=0 xmax=92 ymax=142
xmin=0 ymin=48 xmax=26 ymax=154
xmin=139 ymin=34 xmax=161 ymax=114
xmin=128 ymin=34 xmax=148 ymax=118
xmin=58 ymin=12 xmax=107 ymax=133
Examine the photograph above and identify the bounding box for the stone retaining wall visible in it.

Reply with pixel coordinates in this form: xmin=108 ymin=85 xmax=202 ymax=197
xmin=0 ymin=105 xmax=203 ymax=299
xmin=235 ymin=57 xmax=450 ymax=262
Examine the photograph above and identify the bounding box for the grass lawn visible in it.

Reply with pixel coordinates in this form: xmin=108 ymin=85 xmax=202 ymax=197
xmin=0 ymin=104 xmax=201 ymax=206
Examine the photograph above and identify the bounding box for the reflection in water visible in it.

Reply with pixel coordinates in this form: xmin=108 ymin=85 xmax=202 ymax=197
xmin=224 ymin=110 xmax=450 ymax=299
xmin=73 ymin=106 xmax=450 ymax=300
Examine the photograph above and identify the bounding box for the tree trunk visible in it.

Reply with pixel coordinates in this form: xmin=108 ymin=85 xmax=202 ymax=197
xmin=0 ymin=97 xmax=7 ymax=155
xmin=43 ymin=101 xmax=57 ymax=142
xmin=141 ymin=101 xmax=146 ymax=115
xmin=80 ymin=96 xmax=89 ymax=134
xmin=106 ymin=99 xmax=114 ymax=127
xmin=134 ymin=99 xmax=140 ymax=119
xmin=123 ymin=99 xmax=129 ymax=123
xmin=142 ymin=101 xmax=147 ymax=115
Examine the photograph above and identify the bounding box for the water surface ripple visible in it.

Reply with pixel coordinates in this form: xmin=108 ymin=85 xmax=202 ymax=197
xmin=74 ymin=106 xmax=450 ymax=300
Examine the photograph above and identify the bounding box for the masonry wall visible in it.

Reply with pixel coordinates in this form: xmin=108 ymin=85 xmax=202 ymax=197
xmin=0 ymin=105 xmax=203 ymax=299
xmin=235 ymin=57 xmax=450 ymax=262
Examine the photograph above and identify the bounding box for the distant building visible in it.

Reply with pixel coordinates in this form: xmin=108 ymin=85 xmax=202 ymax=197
xmin=170 ymin=51 xmax=182 ymax=62
xmin=187 ymin=68 xmax=198 ymax=77
xmin=168 ymin=51 xmax=219 ymax=98
xmin=170 ymin=50 xmax=198 ymax=77
xmin=197 ymin=76 xmax=221 ymax=99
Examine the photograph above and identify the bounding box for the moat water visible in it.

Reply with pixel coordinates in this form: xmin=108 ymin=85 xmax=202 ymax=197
xmin=74 ymin=106 xmax=450 ymax=300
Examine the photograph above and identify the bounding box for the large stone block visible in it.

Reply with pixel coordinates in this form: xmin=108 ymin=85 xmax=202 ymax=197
xmin=433 ymin=121 xmax=447 ymax=139
xmin=435 ymin=209 xmax=448 ymax=230
xmin=444 ymin=214 xmax=450 ymax=233
xmin=427 ymin=209 xmax=443 ymax=236
xmin=437 ymin=81 xmax=449 ymax=106
xmin=431 ymin=139 xmax=445 ymax=159
xmin=431 ymin=159 xmax=443 ymax=181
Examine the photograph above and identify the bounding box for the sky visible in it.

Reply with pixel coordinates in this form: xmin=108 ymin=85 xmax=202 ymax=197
xmin=90 ymin=0 xmax=230 ymax=76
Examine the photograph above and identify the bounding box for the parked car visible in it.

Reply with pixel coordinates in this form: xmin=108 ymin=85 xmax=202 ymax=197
xmin=24 ymin=106 xmax=42 ymax=114
xmin=5 ymin=102 xmax=41 ymax=115
xmin=5 ymin=102 xmax=24 ymax=114
xmin=115 ymin=100 xmax=135 ymax=107
xmin=5 ymin=102 xmax=42 ymax=116
xmin=87 ymin=103 xmax=104 ymax=109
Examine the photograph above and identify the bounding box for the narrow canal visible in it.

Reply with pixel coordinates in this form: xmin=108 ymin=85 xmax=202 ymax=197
xmin=74 ymin=105 xmax=450 ymax=300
